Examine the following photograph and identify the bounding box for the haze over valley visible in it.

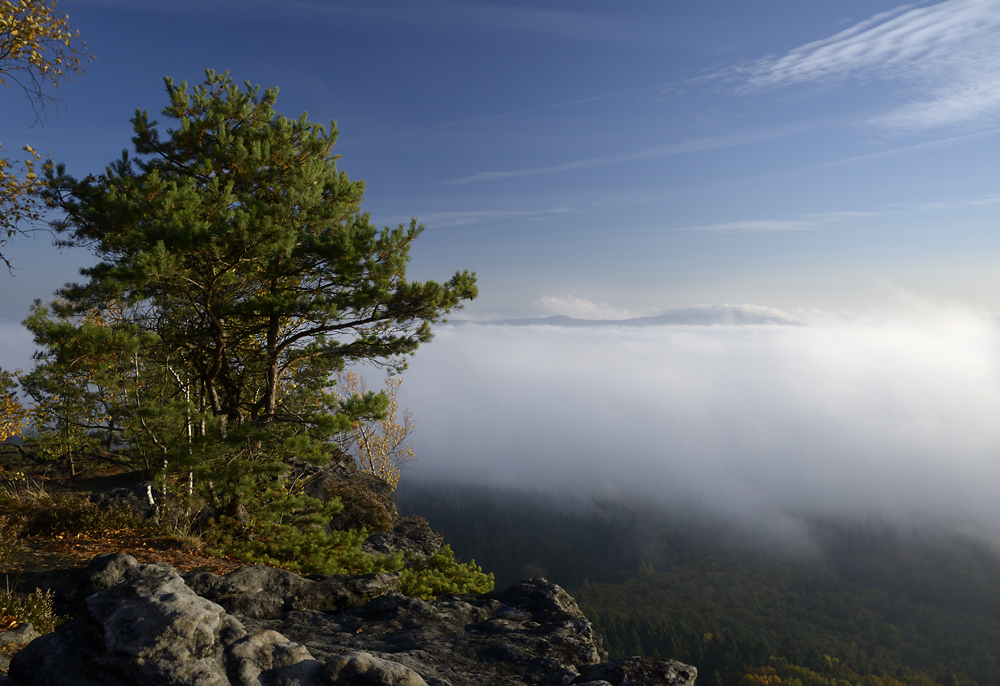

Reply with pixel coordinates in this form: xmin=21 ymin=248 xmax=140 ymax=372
xmin=396 ymin=300 xmax=1000 ymax=543
xmin=3 ymin=2 xmax=1000 ymax=683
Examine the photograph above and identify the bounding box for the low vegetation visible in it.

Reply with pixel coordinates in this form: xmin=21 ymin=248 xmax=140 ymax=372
xmin=0 ymin=455 xmax=493 ymax=677
xmin=323 ymin=481 xmax=396 ymax=534
xmin=0 ymin=458 xmax=491 ymax=587
xmin=0 ymin=589 xmax=56 ymax=636
xmin=399 ymin=545 xmax=495 ymax=600
xmin=204 ymin=511 xmax=402 ymax=577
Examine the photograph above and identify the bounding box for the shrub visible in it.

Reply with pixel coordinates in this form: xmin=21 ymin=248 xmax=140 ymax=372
xmin=324 ymin=481 xmax=394 ymax=534
xmin=0 ymin=588 xmax=58 ymax=635
xmin=201 ymin=481 xmax=403 ymax=577
xmin=207 ymin=517 xmax=403 ymax=576
xmin=0 ymin=514 xmax=24 ymax=565
xmin=399 ymin=545 xmax=494 ymax=600
xmin=15 ymin=491 xmax=151 ymax=538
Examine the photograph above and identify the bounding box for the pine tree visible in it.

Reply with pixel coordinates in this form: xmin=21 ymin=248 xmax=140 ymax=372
xmin=28 ymin=70 xmax=477 ymax=538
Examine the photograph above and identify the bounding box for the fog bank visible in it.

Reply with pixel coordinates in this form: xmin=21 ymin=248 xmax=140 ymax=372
xmin=397 ymin=305 xmax=1000 ymax=539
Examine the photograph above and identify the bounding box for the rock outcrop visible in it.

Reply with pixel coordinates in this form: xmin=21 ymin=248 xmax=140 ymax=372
xmin=8 ymin=553 xmax=697 ymax=686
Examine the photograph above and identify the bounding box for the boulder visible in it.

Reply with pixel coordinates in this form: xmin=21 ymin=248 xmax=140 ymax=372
xmin=301 ymin=456 xmax=396 ymax=515
xmin=0 ymin=623 xmax=39 ymax=647
xmin=245 ymin=577 xmax=607 ymax=685
xmin=362 ymin=515 xmax=444 ymax=558
xmin=88 ymin=482 xmax=157 ymax=518
xmin=11 ymin=558 xmax=243 ymax=685
xmin=8 ymin=556 xmax=417 ymax=686
xmin=572 ymin=657 xmax=698 ymax=685
xmin=184 ymin=564 xmax=402 ymax=619
xmin=8 ymin=554 xmax=696 ymax=686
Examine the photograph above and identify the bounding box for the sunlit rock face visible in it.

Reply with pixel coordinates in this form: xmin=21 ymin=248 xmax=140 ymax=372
xmin=9 ymin=552 xmax=696 ymax=686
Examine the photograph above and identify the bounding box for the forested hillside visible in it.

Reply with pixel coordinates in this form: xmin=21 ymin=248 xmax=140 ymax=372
xmin=395 ymin=480 xmax=1000 ymax=686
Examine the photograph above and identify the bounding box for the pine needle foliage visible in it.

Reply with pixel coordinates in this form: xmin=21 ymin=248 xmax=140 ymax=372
xmin=399 ymin=545 xmax=494 ymax=600
xmin=27 ymin=70 xmax=476 ymax=558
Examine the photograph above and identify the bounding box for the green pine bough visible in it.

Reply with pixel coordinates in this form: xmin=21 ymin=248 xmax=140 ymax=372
xmin=399 ymin=545 xmax=495 ymax=600
xmin=207 ymin=517 xmax=495 ymax=600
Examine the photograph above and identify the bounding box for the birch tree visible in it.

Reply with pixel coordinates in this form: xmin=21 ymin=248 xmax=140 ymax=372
xmin=333 ymin=370 xmax=416 ymax=490
xmin=0 ymin=0 xmax=90 ymax=266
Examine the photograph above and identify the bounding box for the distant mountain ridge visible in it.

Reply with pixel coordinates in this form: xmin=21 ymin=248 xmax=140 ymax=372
xmin=453 ymin=304 xmax=802 ymax=327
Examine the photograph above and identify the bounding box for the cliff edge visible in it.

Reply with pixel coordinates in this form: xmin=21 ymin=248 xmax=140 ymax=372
xmin=8 ymin=552 xmax=696 ymax=686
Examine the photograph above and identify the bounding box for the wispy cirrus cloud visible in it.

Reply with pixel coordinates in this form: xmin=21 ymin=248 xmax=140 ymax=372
xmin=404 ymin=207 xmax=571 ymax=228
xmin=886 ymin=192 xmax=1000 ymax=211
xmin=676 ymin=210 xmax=882 ymax=234
xmin=741 ymin=0 xmax=1000 ymax=132
xmin=443 ymin=119 xmax=834 ymax=185
xmin=674 ymin=193 xmax=1000 ymax=235
xmin=678 ymin=219 xmax=812 ymax=234
xmin=89 ymin=0 xmax=650 ymax=44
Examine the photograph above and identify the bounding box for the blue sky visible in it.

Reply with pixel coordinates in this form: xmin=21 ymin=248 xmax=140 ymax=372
xmin=3 ymin=0 xmax=1000 ymax=327
xmin=4 ymin=2 xmax=1000 ymax=528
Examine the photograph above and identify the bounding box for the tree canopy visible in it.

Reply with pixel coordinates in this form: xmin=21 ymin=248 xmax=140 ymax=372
xmin=27 ymin=70 xmax=476 ymax=531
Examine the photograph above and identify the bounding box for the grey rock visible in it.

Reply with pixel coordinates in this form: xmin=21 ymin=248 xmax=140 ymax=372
xmin=88 ymin=483 xmax=156 ymax=518
xmin=243 ymin=578 xmax=607 ymax=686
xmin=572 ymin=657 xmax=698 ymax=686
xmin=9 ymin=557 xmax=695 ymax=686
xmin=184 ymin=564 xmax=401 ymax=619
xmin=43 ymin=551 xmax=145 ymax=616
xmin=82 ymin=564 xmax=232 ymax=665
xmin=224 ymin=630 xmax=319 ymax=685
xmin=86 ymin=551 xmax=143 ymax=591
xmin=362 ymin=516 xmax=444 ymax=558
xmin=8 ymin=560 xmax=341 ymax=686
xmin=11 ymin=560 xmax=241 ymax=685
xmin=302 ymin=457 xmax=395 ymax=512
xmin=319 ymin=651 xmax=428 ymax=686
xmin=0 ymin=622 xmax=39 ymax=646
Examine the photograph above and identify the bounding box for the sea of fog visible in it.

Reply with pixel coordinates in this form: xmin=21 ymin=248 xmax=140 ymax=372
xmin=394 ymin=304 xmax=1000 ymax=542
xmin=4 ymin=301 xmax=1000 ymax=543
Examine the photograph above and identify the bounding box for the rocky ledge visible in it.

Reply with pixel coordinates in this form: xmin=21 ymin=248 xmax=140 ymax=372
xmin=7 ymin=552 xmax=696 ymax=686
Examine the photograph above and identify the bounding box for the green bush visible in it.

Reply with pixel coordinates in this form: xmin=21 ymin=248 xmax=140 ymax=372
xmin=399 ymin=545 xmax=495 ymax=600
xmin=199 ymin=478 xmax=401 ymax=576
xmin=206 ymin=516 xmax=403 ymax=576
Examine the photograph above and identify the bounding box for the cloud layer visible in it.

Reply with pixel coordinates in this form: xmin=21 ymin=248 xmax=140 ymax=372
xmin=532 ymin=295 xmax=642 ymax=320
xmin=743 ymin=0 xmax=1000 ymax=132
xmin=398 ymin=304 xmax=1000 ymax=537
